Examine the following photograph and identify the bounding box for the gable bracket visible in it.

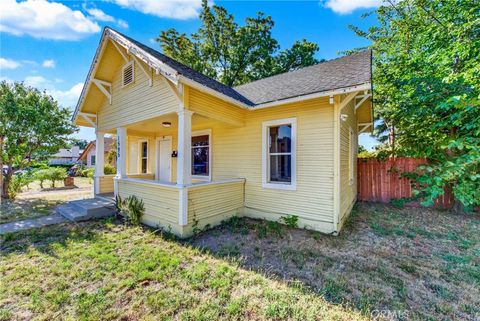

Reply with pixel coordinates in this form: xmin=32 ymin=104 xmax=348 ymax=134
xmin=109 ymin=38 xmax=130 ymax=63
xmin=338 ymin=91 xmax=358 ymax=112
xmin=354 ymin=93 xmax=372 ymax=112
xmin=79 ymin=112 xmax=97 ymax=127
xmin=358 ymin=122 xmax=372 ymax=134
xmin=131 ymin=55 xmax=153 ymax=87
xmin=92 ymin=78 xmax=112 ymax=105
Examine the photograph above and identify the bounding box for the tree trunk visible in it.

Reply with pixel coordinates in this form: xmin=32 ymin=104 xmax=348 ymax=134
xmin=2 ymin=157 xmax=13 ymax=200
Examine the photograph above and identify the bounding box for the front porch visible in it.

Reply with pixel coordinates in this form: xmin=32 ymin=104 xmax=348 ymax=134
xmin=92 ymin=110 xmax=246 ymax=238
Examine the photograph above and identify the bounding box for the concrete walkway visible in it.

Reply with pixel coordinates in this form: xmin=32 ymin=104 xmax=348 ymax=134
xmin=0 ymin=214 xmax=67 ymax=235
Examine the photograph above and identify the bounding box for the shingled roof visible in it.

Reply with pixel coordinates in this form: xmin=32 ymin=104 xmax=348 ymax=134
xmin=113 ymin=29 xmax=371 ymax=108
xmin=234 ymin=49 xmax=372 ymax=105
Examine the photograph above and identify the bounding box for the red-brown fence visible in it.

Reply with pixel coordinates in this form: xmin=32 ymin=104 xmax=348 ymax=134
xmin=357 ymin=157 xmax=455 ymax=208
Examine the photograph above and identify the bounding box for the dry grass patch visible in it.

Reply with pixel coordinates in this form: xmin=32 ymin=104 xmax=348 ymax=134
xmin=192 ymin=203 xmax=480 ymax=321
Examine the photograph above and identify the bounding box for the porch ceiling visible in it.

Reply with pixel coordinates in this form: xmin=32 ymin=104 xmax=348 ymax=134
xmin=123 ymin=113 xmax=215 ymax=137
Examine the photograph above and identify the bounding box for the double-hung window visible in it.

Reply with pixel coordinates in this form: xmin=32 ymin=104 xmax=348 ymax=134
xmin=139 ymin=140 xmax=148 ymax=174
xmin=262 ymin=118 xmax=296 ymax=190
xmin=191 ymin=130 xmax=211 ymax=180
xmin=90 ymin=155 xmax=96 ymax=166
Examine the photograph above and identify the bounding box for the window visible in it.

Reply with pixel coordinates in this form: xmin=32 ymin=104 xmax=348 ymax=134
xmin=262 ymin=118 xmax=296 ymax=190
xmin=122 ymin=61 xmax=134 ymax=87
xmin=91 ymin=155 xmax=96 ymax=166
xmin=139 ymin=140 xmax=148 ymax=174
xmin=349 ymin=126 xmax=355 ymax=185
xmin=191 ymin=130 xmax=211 ymax=180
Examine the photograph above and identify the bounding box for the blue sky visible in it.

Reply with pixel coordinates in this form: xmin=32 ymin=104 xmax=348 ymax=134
xmin=0 ymin=0 xmax=380 ymax=149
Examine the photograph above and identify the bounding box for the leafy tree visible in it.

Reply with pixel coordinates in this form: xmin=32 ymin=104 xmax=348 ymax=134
xmin=157 ymin=0 xmax=320 ymax=86
xmin=0 ymin=82 xmax=77 ymax=200
xmin=72 ymin=139 xmax=89 ymax=150
xmin=352 ymin=0 xmax=479 ymax=209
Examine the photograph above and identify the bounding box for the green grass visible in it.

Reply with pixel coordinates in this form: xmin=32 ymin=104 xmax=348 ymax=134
xmin=0 ymin=221 xmax=365 ymax=321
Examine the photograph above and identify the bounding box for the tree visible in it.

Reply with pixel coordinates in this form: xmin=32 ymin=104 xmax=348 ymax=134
xmin=72 ymin=139 xmax=89 ymax=150
xmin=157 ymin=0 xmax=320 ymax=87
xmin=351 ymin=0 xmax=480 ymax=209
xmin=0 ymin=81 xmax=77 ymax=201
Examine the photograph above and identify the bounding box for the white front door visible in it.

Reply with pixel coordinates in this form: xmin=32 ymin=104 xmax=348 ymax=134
xmin=156 ymin=137 xmax=172 ymax=182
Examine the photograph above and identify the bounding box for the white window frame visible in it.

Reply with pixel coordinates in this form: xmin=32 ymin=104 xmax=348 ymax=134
xmin=262 ymin=118 xmax=297 ymax=190
xmin=349 ymin=126 xmax=354 ymax=185
xmin=138 ymin=139 xmax=149 ymax=174
xmin=191 ymin=129 xmax=212 ymax=181
xmin=121 ymin=61 xmax=134 ymax=88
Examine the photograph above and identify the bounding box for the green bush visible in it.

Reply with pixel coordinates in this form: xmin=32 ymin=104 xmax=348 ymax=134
xmin=7 ymin=172 xmax=33 ymax=199
xmin=81 ymin=168 xmax=95 ymax=183
xmin=280 ymin=215 xmax=299 ymax=228
xmin=47 ymin=168 xmax=67 ymax=188
xmin=119 ymin=195 xmax=145 ymax=226
xmin=33 ymin=169 xmax=50 ymax=188
xmin=104 ymin=164 xmax=116 ymax=175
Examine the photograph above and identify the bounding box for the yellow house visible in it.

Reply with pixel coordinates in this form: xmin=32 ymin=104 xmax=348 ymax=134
xmin=73 ymin=27 xmax=373 ymax=238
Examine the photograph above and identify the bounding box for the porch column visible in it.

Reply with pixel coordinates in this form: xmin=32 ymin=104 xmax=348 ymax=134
xmin=176 ymin=109 xmax=193 ymax=186
xmin=94 ymin=131 xmax=105 ymax=195
xmin=116 ymin=127 xmax=127 ymax=179
xmin=176 ymin=109 xmax=193 ymax=226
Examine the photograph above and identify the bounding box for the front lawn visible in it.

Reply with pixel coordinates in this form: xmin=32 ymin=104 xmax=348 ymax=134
xmin=1 ymin=203 xmax=478 ymax=320
xmin=0 ymin=221 xmax=364 ymax=321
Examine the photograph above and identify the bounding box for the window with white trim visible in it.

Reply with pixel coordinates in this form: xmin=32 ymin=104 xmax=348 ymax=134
xmin=349 ymin=126 xmax=354 ymax=184
xmin=91 ymin=155 xmax=96 ymax=166
xmin=191 ymin=130 xmax=211 ymax=180
xmin=140 ymin=140 xmax=148 ymax=174
xmin=262 ymin=118 xmax=296 ymax=190
xmin=122 ymin=61 xmax=134 ymax=87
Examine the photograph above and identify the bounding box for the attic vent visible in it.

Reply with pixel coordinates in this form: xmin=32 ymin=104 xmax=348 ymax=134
xmin=122 ymin=61 xmax=134 ymax=87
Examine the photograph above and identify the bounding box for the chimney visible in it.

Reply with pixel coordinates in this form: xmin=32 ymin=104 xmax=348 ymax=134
xmin=71 ymin=146 xmax=80 ymax=158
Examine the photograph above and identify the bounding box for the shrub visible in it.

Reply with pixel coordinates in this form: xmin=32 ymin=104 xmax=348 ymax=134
xmin=280 ymin=215 xmax=299 ymax=228
xmin=7 ymin=174 xmax=28 ymax=199
xmin=47 ymin=167 xmax=67 ymax=188
xmin=33 ymin=169 xmax=50 ymax=188
xmin=81 ymin=168 xmax=95 ymax=183
xmin=120 ymin=195 xmax=145 ymax=225
xmin=104 ymin=164 xmax=116 ymax=175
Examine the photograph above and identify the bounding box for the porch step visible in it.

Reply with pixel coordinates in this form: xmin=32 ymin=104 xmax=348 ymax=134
xmin=57 ymin=198 xmax=116 ymax=222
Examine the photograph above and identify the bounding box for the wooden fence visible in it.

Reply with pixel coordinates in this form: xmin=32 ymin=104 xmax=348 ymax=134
xmin=357 ymin=157 xmax=455 ymax=208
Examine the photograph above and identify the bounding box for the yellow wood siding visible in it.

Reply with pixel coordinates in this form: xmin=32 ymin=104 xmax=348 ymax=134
xmin=97 ymin=60 xmax=178 ymax=131
xmin=117 ymin=179 xmax=179 ymax=229
xmin=98 ymin=175 xmax=115 ymax=194
xmin=338 ymin=100 xmax=358 ymax=228
xmin=187 ymin=180 xmax=245 ymax=224
xmin=191 ymin=97 xmax=335 ymax=232
xmin=188 ymin=88 xmax=246 ymax=126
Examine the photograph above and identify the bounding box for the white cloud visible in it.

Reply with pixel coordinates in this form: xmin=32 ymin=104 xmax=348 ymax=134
xmin=111 ymin=0 xmax=202 ymax=20
xmin=0 ymin=0 xmax=100 ymax=40
xmin=85 ymin=6 xmax=129 ymax=28
xmin=0 ymin=57 xmax=21 ymax=69
xmin=49 ymin=83 xmax=84 ymax=108
xmin=25 ymin=75 xmax=49 ymax=88
xmin=42 ymin=59 xmax=56 ymax=68
xmin=323 ymin=0 xmax=382 ymax=14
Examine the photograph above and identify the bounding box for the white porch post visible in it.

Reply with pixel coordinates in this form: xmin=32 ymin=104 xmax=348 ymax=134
xmin=176 ymin=109 xmax=193 ymax=226
xmin=94 ymin=131 xmax=105 ymax=195
xmin=116 ymin=127 xmax=127 ymax=179
xmin=176 ymin=110 xmax=193 ymax=186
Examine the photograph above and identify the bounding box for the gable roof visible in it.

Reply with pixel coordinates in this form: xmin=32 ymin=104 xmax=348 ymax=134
xmin=78 ymin=137 xmax=115 ymax=162
xmin=234 ymin=50 xmax=372 ymax=105
xmin=74 ymin=27 xmax=372 ymax=121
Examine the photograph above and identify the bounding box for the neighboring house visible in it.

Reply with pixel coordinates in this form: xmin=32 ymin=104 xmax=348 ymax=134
xmin=78 ymin=137 xmax=116 ymax=168
xmin=49 ymin=146 xmax=82 ymax=165
xmin=73 ymin=27 xmax=373 ymax=238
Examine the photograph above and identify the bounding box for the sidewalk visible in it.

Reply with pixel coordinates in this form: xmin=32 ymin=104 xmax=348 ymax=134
xmin=0 ymin=214 xmax=67 ymax=235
